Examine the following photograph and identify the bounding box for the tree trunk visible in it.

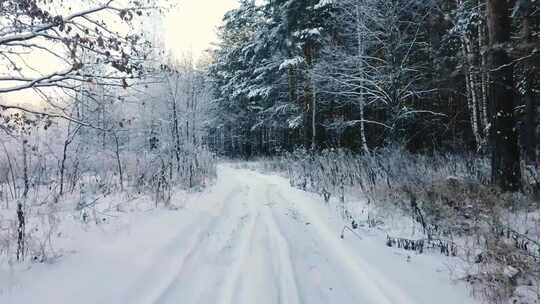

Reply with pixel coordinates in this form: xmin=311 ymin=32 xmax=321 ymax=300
xmin=524 ymin=84 xmax=537 ymax=163
xmin=356 ymin=1 xmax=369 ymax=154
xmin=59 ymin=139 xmax=68 ymax=196
xmin=311 ymin=69 xmax=317 ymax=151
xmin=22 ymin=137 xmax=29 ymax=199
xmin=304 ymin=42 xmax=317 ymax=150
xmin=59 ymin=124 xmax=80 ymax=196
xmin=170 ymin=74 xmax=182 ymax=172
xmin=478 ymin=1 xmax=490 ymax=136
xmin=487 ymin=0 xmax=521 ymax=191
xmin=113 ymin=133 xmax=124 ymax=191
xmin=2 ymin=142 xmax=18 ymax=200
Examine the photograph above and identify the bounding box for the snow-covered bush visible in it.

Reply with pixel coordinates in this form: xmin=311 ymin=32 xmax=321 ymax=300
xmin=133 ymin=147 xmax=217 ymax=206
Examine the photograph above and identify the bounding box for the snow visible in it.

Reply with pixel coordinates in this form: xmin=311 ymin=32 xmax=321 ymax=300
xmin=0 ymin=164 xmax=477 ymax=304
xmin=279 ymin=57 xmax=304 ymax=70
xmin=314 ymin=0 xmax=333 ymax=10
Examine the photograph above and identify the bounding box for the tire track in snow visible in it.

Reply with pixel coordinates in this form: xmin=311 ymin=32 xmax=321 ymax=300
xmin=217 ymin=194 xmax=259 ymax=304
xmin=219 ymin=176 xmax=302 ymax=304
xmin=263 ymin=208 xmax=303 ymax=304
xmin=125 ymin=216 xmax=211 ymax=304
xmin=218 ymin=175 xmax=277 ymax=304
xmin=125 ymin=185 xmax=247 ymax=304
xmin=270 ymin=187 xmax=418 ymax=304
xmin=263 ymin=184 xmax=303 ymax=304
xmin=150 ymin=185 xmax=253 ymax=304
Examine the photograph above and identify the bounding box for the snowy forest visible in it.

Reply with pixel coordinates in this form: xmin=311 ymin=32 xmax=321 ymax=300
xmin=0 ymin=0 xmax=540 ymax=304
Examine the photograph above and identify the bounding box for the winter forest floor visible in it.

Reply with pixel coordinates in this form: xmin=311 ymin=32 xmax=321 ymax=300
xmin=0 ymin=164 xmax=477 ymax=304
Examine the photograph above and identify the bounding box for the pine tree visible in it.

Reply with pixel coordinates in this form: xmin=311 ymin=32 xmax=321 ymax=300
xmin=487 ymin=0 xmax=522 ymax=191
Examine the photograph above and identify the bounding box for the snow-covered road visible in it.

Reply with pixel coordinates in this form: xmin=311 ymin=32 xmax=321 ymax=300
xmin=1 ymin=165 xmax=477 ymax=304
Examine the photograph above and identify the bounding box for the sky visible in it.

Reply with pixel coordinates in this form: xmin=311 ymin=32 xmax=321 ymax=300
xmin=163 ymin=0 xmax=239 ymax=60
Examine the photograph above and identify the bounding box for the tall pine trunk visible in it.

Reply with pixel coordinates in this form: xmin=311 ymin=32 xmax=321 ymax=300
xmin=487 ymin=0 xmax=521 ymax=191
xmin=304 ymin=42 xmax=317 ymax=150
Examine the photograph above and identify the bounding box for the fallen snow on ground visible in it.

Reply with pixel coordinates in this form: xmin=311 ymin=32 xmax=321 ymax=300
xmin=0 ymin=164 xmax=477 ymax=304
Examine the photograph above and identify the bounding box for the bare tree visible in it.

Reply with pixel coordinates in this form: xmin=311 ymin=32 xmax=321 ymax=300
xmin=59 ymin=120 xmax=81 ymax=196
xmin=0 ymin=0 xmax=159 ymax=119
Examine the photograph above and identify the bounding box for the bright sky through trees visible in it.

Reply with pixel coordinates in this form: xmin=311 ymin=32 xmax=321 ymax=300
xmin=164 ymin=0 xmax=239 ymax=59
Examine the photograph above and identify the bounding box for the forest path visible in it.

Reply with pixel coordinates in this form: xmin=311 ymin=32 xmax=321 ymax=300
xmin=0 ymin=165 xmax=477 ymax=304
